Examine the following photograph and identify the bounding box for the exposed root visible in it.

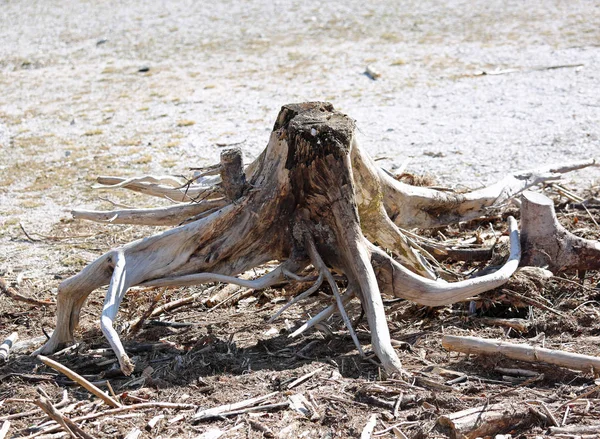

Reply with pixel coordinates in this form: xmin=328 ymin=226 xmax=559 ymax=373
xmin=95 ymin=175 xmax=218 ymax=202
xmin=72 ymin=199 xmax=227 ymax=226
xmin=269 ymin=272 xmax=324 ymax=323
xmin=371 ymin=217 xmax=521 ymax=306
xmin=304 ymin=234 xmax=364 ymax=356
xmin=520 ymin=191 xmax=600 ymax=273
xmin=289 ymin=288 xmax=355 ymax=338
xmin=378 ymin=158 xmax=598 ymax=229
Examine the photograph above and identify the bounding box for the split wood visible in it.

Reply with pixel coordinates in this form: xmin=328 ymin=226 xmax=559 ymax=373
xmin=442 ymin=335 xmax=600 ymax=374
xmin=32 ymin=102 xmax=598 ymax=375
xmin=37 ymin=355 xmax=120 ymax=408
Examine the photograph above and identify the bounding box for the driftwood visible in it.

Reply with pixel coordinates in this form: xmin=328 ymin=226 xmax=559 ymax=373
xmin=32 ymin=102 xmax=598 ymax=376
xmin=520 ymin=191 xmax=600 ymax=272
xmin=437 ymin=402 xmax=533 ymax=439
xmin=442 ymin=335 xmax=600 ymax=374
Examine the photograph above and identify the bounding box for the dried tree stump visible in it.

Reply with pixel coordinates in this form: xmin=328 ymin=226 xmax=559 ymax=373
xmin=520 ymin=190 xmax=600 ymax=273
xmin=37 ymin=102 xmax=597 ymax=376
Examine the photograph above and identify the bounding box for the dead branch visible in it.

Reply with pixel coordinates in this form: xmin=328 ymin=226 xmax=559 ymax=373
xmin=437 ymin=403 xmax=533 ymax=439
xmin=37 ymin=355 xmax=121 ymax=408
xmin=0 ymin=277 xmax=54 ymax=306
xmin=442 ymin=335 xmax=600 ymax=374
xmin=34 ymin=395 xmax=97 ymax=439
xmin=192 ymin=391 xmax=279 ymax=422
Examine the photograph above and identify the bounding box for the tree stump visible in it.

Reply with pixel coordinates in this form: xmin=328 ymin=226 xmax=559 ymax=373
xmin=37 ymin=102 xmax=595 ymax=376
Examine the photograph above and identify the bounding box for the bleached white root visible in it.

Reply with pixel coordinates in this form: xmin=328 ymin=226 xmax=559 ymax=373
xmin=372 ymin=217 xmax=521 ymax=306
xmin=101 ymin=250 xmax=134 ymax=375
xmin=289 ymin=289 xmax=355 ymax=338
xmin=95 ymin=176 xmax=217 ymax=202
xmin=139 ymin=262 xmax=297 ymax=289
xmin=269 ymin=272 xmax=324 ymax=323
xmin=379 ymin=159 xmax=598 ymax=229
xmin=72 ymin=199 xmax=227 ymax=226
xmin=305 ymin=236 xmax=364 ymax=356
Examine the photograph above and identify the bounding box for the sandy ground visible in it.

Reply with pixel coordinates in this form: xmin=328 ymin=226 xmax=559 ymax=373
xmin=1 ymin=1 xmax=600 ymax=438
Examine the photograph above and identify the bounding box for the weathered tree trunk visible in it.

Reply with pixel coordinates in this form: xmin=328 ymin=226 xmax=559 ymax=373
xmin=35 ymin=102 xmax=596 ymax=376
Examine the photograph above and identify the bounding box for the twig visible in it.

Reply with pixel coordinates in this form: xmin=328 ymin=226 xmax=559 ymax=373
xmin=193 ymin=392 xmax=279 ymax=421
xmin=269 ymin=273 xmax=324 ymax=322
xmin=19 ymin=223 xmax=99 ymax=241
xmin=559 ymin=383 xmax=600 ymax=409
xmin=213 ymin=402 xmax=289 ymax=418
xmin=34 ymin=395 xmax=97 ymax=439
xmin=37 ymin=356 xmax=121 ymax=408
xmin=0 ymin=277 xmax=54 ymax=306
xmin=501 ymin=288 xmax=566 ymax=318
xmin=526 ymin=400 xmax=559 ymax=427
xmin=22 ymin=402 xmax=199 ymax=437
xmin=287 ymin=367 xmax=324 ymax=389
xmin=128 ymin=288 xmax=165 ymax=334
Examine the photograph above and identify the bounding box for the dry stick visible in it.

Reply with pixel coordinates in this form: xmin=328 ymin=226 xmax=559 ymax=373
xmin=0 ymin=277 xmax=55 ymax=306
xmin=305 ymin=235 xmax=364 ymax=356
xmin=287 ymin=367 xmax=324 ymax=390
xmin=23 ymin=402 xmax=199 ymax=438
xmin=37 ymin=356 xmax=121 ymax=408
xmin=442 ymin=335 xmax=600 ymax=374
xmin=526 ymin=400 xmax=559 ymax=427
xmin=559 ymin=383 xmax=600 ymax=409
xmin=269 ymin=272 xmax=324 ymax=322
xmin=0 ymin=332 xmax=18 ymax=362
xmin=501 ymin=288 xmax=566 ymax=318
xmin=0 ymin=391 xmax=68 ymax=423
xmin=128 ymin=288 xmax=165 ymax=335
xmin=193 ymin=391 xmax=279 ymax=421
xmin=289 ymin=289 xmax=355 ymax=338
xmin=34 ymin=396 xmax=97 ymax=439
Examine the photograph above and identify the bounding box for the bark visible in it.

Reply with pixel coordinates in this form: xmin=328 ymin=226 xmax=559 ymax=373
xmin=36 ymin=102 xmax=595 ymax=376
